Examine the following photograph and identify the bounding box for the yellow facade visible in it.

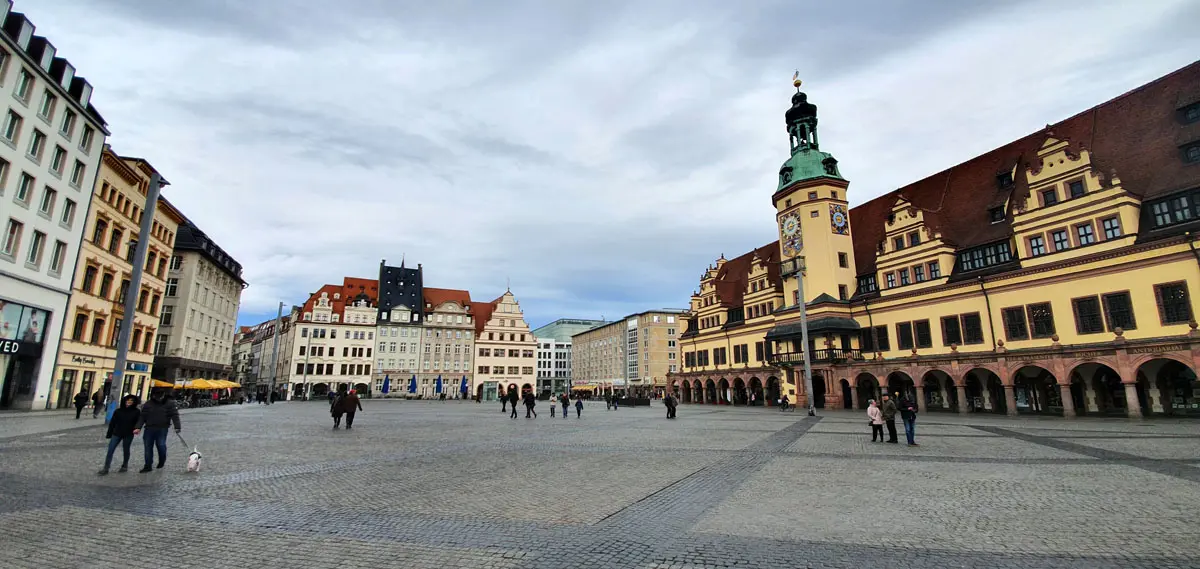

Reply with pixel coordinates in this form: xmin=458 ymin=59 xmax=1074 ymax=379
xmin=50 ymin=147 xmax=183 ymax=407
xmin=671 ymin=64 xmax=1200 ymax=418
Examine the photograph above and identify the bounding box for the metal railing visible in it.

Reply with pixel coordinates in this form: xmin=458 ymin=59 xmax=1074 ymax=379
xmin=769 ymin=348 xmax=862 ymax=366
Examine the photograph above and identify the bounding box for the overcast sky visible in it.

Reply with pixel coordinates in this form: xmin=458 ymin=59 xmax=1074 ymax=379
xmin=22 ymin=0 xmax=1200 ymax=328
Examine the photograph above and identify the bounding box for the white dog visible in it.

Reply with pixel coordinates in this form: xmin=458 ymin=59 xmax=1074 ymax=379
xmin=186 ymin=448 xmax=202 ymax=472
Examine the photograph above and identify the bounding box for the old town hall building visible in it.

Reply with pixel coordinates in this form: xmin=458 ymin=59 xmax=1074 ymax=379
xmin=670 ymin=62 xmax=1200 ymax=418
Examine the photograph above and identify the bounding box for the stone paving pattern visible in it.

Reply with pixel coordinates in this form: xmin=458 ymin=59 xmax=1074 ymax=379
xmin=2 ymin=401 xmax=1199 ymax=568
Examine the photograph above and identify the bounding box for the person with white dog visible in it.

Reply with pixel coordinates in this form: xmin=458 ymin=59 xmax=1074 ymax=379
xmin=134 ymin=388 xmax=181 ymax=473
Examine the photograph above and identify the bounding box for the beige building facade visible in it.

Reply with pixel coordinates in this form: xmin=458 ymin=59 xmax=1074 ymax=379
xmin=472 ymin=291 xmax=536 ymax=402
xmin=572 ymin=309 xmax=685 ymax=396
xmin=151 ymin=220 xmax=245 ymax=382
xmin=285 ymin=277 xmax=377 ymax=400
xmin=50 ymin=148 xmax=182 ymax=407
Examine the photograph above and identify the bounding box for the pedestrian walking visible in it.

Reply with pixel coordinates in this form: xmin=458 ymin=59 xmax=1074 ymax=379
xmin=501 ymin=390 xmax=508 ymax=413
xmin=612 ymin=395 xmax=619 ymax=411
xmin=574 ymin=395 xmax=584 ymax=418
xmin=342 ymin=389 xmax=363 ymax=429
xmin=73 ymin=390 xmax=89 ymax=419
xmin=881 ymin=394 xmax=899 ymax=444
xmin=605 ymin=393 xmax=611 ymax=410
xmin=91 ymin=389 xmax=104 ymax=418
xmin=550 ymin=400 xmax=556 ymax=417
xmin=523 ymin=391 xmax=538 ymax=419
xmin=331 ymin=390 xmax=345 ymax=429
xmin=664 ymin=393 xmax=677 ymax=419
xmin=899 ymin=394 xmax=919 ymax=446
xmin=867 ymin=399 xmax=884 ymax=442
xmin=508 ymin=390 xmax=519 ymax=419
xmin=135 ymin=389 xmax=181 ymax=472
xmin=560 ymin=394 xmax=569 ymax=418
xmin=99 ymin=395 xmax=141 ymax=475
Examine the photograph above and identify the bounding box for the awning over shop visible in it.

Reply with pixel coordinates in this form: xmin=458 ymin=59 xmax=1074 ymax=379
xmin=765 ymin=317 xmax=861 ymax=340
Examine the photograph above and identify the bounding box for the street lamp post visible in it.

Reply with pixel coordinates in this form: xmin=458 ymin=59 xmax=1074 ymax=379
xmin=104 ymin=172 xmax=165 ymax=421
xmin=268 ymin=302 xmax=282 ymax=403
xmin=781 ymin=256 xmax=816 ymax=416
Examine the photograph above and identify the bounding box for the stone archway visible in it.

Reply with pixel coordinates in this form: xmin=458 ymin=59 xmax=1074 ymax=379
xmin=766 ymin=376 xmax=781 ymax=406
xmin=705 ymin=379 xmax=718 ymax=405
xmin=692 ymin=379 xmax=704 ymax=403
xmin=921 ymin=370 xmax=954 ymax=412
xmin=886 ymin=371 xmax=916 ymax=402
xmin=678 ymin=380 xmax=691 ymax=403
xmin=840 ymin=379 xmax=853 ymax=409
xmin=1136 ymin=357 xmax=1198 ymax=416
xmin=855 ymin=373 xmax=880 ymax=409
xmin=718 ymin=378 xmax=730 ymax=405
xmin=749 ymin=377 xmax=764 ymax=406
xmin=964 ymin=368 xmax=1004 ymax=413
xmin=732 ymin=378 xmax=747 ymax=406
xmin=311 ymin=383 xmax=330 ymax=397
xmin=810 ymin=373 xmax=826 ymax=409
xmin=1012 ymin=365 xmax=1060 ymax=415
xmin=1069 ymin=362 xmax=1134 ymax=416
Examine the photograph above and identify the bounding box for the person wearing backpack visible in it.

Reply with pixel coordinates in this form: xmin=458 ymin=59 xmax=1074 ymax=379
xmin=73 ymin=390 xmax=89 ymax=419
xmin=99 ymin=395 xmax=141 ymax=475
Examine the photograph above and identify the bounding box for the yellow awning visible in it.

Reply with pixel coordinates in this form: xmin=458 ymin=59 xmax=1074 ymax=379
xmin=150 ymin=380 xmax=175 ymax=388
xmin=182 ymin=379 xmax=221 ymax=389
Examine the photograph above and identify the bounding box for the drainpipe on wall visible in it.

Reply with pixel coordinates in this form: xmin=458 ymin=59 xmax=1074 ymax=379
xmin=978 ymin=276 xmax=998 ymax=351
xmin=1185 ymin=232 xmax=1200 ymax=270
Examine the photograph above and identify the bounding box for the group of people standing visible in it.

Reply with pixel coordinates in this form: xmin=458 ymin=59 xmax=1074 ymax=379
xmin=499 ymin=391 xmax=585 ymax=418
xmin=866 ymin=393 xmax=919 ymax=446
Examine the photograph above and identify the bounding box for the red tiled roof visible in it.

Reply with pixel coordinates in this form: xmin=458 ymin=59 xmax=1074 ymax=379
xmin=424 ymin=287 xmax=472 ymax=310
xmin=850 ymin=61 xmax=1200 ymax=276
xmin=298 ymin=277 xmax=379 ymax=324
xmin=469 ymin=300 xmax=497 ymax=336
xmin=713 ymin=242 xmax=781 ymax=308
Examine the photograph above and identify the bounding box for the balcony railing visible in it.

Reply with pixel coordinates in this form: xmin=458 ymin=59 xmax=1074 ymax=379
xmin=769 ymin=348 xmax=861 ymax=366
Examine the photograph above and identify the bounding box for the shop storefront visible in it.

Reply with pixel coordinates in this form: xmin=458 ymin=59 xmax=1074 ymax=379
xmin=0 ymin=300 xmax=51 ymax=409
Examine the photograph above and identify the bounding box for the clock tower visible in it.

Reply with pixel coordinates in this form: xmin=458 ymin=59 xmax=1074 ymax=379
xmin=772 ymin=77 xmax=856 ymax=306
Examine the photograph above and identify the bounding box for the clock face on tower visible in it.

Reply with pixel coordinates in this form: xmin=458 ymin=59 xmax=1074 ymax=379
xmin=830 ymin=204 xmax=849 ymax=235
xmin=779 ymin=213 xmax=803 ymax=256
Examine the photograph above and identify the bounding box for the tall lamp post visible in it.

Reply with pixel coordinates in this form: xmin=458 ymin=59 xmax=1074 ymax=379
xmin=780 ymin=256 xmax=816 ymax=416
xmin=105 ymin=172 xmax=166 ymax=421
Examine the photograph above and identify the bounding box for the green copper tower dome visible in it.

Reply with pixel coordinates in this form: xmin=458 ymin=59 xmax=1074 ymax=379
xmin=777 ymin=78 xmax=843 ymax=192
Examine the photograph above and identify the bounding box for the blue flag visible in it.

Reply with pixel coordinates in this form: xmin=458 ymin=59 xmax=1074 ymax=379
xmin=435 ymin=375 xmax=443 ymax=394
xmin=381 ymin=375 xmax=391 ymax=394
xmin=408 ymin=375 xmax=417 ymax=394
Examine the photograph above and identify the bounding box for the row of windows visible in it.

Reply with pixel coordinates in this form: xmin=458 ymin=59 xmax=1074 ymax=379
xmin=1037 ymin=178 xmax=1088 ymax=209
xmin=684 ymin=341 xmax=772 ymax=369
xmin=0 ymin=51 xmax=98 ymax=154
xmin=2 ymin=164 xmax=78 ymax=225
xmin=860 ymin=313 xmax=985 ymax=353
xmin=485 ymin=332 xmax=527 ymax=342
xmin=1027 ymin=216 xmax=1122 ymax=257
xmin=1003 ymin=283 xmax=1191 ymax=341
xmin=477 ymin=366 xmax=534 ymax=375
xmin=478 ymin=348 xmax=536 ymax=358
xmin=299 ymin=345 xmax=373 ymax=358
xmin=882 ymin=260 xmax=942 ymax=290
xmin=2 ymin=217 xmax=67 ymax=275
xmin=299 ymin=327 xmax=374 ymax=340
xmin=1 ymin=109 xmax=90 ymax=184
xmin=69 ymin=312 xmax=154 ymax=352
xmin=747 ymin=301 xmax=775 ymax=319
xmin=295 ymin=363 xmax=372 ymax=376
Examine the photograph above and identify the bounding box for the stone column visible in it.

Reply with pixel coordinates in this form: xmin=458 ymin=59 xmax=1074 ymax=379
xmin=956 ymin=385 xmax=968 ymax=414
xmin=1004 ymin=385 xmax=1018 ymax=417
xmin=1059 ymin=384 xmax=1075 ymax=418
xmin=916 ymin=387 xmax=927 ymax=413
xmin=850 ymin=386 xmax=859 ymax=409
xmin=1124 ymin=382 xmax=1142 ymax=419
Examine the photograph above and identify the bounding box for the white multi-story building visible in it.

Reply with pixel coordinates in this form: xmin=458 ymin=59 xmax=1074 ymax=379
xmin=152 ymin=220 xmax=245 ymax=383
xmin=531 ymin=319 xmax=608 ymax=396
xmin=472 ymin=290 xmax=537 ymax=402
xmin=0 ymin=3 xmax=108 ymax=410
xmin=415 ymin=287 xmax=474 ymax=398
xmin=285 ymin=277 xmax=377 ymax=400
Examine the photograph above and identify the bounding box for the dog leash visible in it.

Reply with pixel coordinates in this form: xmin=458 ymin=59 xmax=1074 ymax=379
xmin=175 ymin=432 xmax=190 ymax=448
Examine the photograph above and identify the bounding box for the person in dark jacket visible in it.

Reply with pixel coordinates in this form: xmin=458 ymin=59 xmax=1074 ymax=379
xmin=881 ymin=394 xmax=899 ymax=444
xmin=574 ymin=395 xmax=584 ymax=418
xmin=664 ymin=393 xmax=677 ymax=419
xmin=135 ymin=388 xmax=181 ymax=472
xmin=508 ymin=389 xmax=519 ymax=419
xmin=73 ymin=390 xmax=89 ymax=419
xmin=899 ymin=395 xmax=919 ymax=446
xmin=523 ymin=391 xmax=537 ymax=419
xmin=91 ymin=389 xmax=104 ymax=418
xmin=99 ymin=395 xmax=141 ymax=475
xmin=341 ymin=389 xmax=363 ymax=429
xmin=560 ymin=393 xmax=569 ymax=418
xmin=331 ymin=390 xmax=345 ymax=429
xmin=501 ymin=389 xmax=508 ymax=413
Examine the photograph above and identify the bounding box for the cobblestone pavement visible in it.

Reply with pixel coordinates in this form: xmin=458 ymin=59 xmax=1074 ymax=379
xmin=2 ymin=401 xmax=1199 ymax=568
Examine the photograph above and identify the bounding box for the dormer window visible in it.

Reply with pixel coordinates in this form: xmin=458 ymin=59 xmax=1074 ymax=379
xmin=1068 ymin=180 xmax=1086 ymax=198
xmin=892 ymin=237 xmax=904 ymax=251
xmin=1180 ymin=102 xmax=1200 ymax=125
xmin=907 ymin=232 xmax=920 ymax=247
xmin=1041 ymin=189 xmax=1059 ymax=207
xmin=988 ymin=207 xmax=1005 ymax=223
xmin=997 ymin=172 xmax=1014 ymax=188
